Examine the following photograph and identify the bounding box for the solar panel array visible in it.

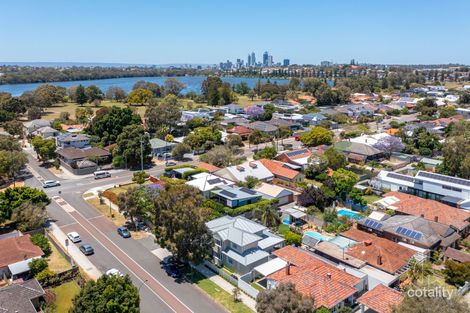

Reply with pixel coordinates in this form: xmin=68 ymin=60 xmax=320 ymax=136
xmin=386 ymin=172 xmax=415 ymax=183
xmin=363 ymin=219 xmax=384 ymax=230
xmin=417 ymin=171 xmax=470 ymax=187
xmin=286 ymin=149 xmax=309 ymax=157
xmin=240 ymin=187 xmax=257 ymax=195
xmin=207 ymin=178 xmax=223 ymax=185
xmin=219 ymin=190 xmax=237 ymax=198
xmin=396 ymin=226 xmax=422 ymax=240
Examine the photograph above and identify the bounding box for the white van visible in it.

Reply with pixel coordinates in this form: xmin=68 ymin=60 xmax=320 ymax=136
xmin=94 ymin=171 xmax=111 ymax=179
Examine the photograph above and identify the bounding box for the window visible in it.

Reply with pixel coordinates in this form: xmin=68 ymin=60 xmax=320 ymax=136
xmin=231 ymin=242 xmax=239 ymax=250
xmin=227 ymin=257 xmax=233 ymax=264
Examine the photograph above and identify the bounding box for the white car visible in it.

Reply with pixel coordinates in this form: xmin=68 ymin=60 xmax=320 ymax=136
xmin=43 ymin=180 xmax=60 ymax=188
xmin=105 ymin=268 xmax=124 ymax=277
xmin=67 ymin=232 xmax=81 ymax=243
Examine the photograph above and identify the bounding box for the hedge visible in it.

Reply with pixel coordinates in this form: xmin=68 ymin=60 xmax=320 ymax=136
xmin=204 ymin=199 xmax=276 ymax=218
xmin=181 ymin=168 xmax=209 ymax=180
xmin=164 ymin=164 xmax=196 ymax=172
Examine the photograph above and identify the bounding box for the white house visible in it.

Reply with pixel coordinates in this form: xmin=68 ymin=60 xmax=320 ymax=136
xmin=214 ymin=160 xmax=274 ymax=183
xmin=186 ymin=173 xmax=234 ymax=197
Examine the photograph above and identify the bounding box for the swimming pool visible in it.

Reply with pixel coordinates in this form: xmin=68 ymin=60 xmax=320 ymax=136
xmin=337 ymin=209 xmax=361 ymax=220
xmin=304 ymin=231 xmax=333 ymax=241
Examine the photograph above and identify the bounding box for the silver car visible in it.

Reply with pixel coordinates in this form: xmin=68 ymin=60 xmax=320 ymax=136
xmin=43 ymin=180 xmax=60 ymax=188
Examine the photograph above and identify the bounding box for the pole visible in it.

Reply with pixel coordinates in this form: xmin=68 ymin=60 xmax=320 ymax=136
xmin=140 ymin=139 xmax=144 ymax=172
xmin=138 ymin=279 xmax=148 ymax=292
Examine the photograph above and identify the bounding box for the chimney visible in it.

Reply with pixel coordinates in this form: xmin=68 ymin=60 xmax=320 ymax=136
xmin=326 ymin=273 xmax=332 ymax=279
xmin=421 ymin=214 xmax=424 ymax=218
xmin=285 ymin=262 xmax=291 ymax=275
xmin=249 ymin=162 xmax=257 ymax=168
xmin=364 ymin=240 xmax=372 ymax=246
xmin=236 ymin=165 xmax=245 ymax=172
xmin=434 ymin=216 xmax=438 ymax=222
xmin=377 ymin=255 xmax=383 ymax=265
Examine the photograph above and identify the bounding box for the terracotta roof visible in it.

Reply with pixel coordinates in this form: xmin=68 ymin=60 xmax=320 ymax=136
xmin=258 ymin=159 xmax=300 ymax=180
xmin=227 ymin=125 xmax=252 ymax=136
xmin=386 ymin=128 xmax=400 ymax=136
xmin=358 ymin=284 xmax=402 ymax=313
xmin=383 ymin=191 xmax=470 ymax=231
xmin=0 ymin=235 xmax=44 ymax=268
xmin=444 ymin=247 xmax=470 ymax=263
xmin=341 ymin=228 xmax=415 ymax=274
xmin=268 ymin=246 xmax=361 ymax=309
xmin=197 ymin=162 xmax=221 ymax=173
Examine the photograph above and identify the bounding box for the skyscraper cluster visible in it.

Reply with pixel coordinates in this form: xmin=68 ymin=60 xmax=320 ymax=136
xmin=219 ymin=51 xmax=290 ymax=70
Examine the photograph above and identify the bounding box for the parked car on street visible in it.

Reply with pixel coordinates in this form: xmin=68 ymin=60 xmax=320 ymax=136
xmin=117 ymin=226 xmax=131 ymax=238
xmin=105 ymin=268 xmax=124 ymax=277
xmin=94 ymin=171 xmax=111 ymax=179
xmin=79 ymin=244 xmax=94 ymax=255
xmin=42 ymin=180 xmax=60 ymax=188
xmin=67 ymin=232 xmax=81 ymax=243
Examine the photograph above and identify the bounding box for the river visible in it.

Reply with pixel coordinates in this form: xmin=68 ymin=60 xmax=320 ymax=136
xmin=0 ymin=76 xmax=290 ymax=96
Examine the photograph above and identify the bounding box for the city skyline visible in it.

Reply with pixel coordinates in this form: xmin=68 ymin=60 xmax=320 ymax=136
xmin=1 ymin=0 xmax=470 ymax=65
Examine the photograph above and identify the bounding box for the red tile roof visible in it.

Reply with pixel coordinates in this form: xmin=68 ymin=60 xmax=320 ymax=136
xmin=227 ymin=125 xmax=252 ymax=136
xmin=197 ymin=162 xmax=221 ymax=173
xmin=358 ymin=284 xmax=403 ymax=313
xmin=444 ymin=247 xmax=470 ymax=263
xmin=258 ymin=159 xmax=301 ymax=180
xmin=383 ymin=192 xmax=470 ymax=231
xmin=268 ymin=246 xmax=361 ymax=309
xmin=341 ymin=228 xmax=415 ymax=274
xmin=0 ymin=235 xmax=44 ymax=268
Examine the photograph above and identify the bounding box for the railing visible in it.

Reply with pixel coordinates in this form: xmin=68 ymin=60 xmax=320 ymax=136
xmin=238 ymin=273 xmax=260 ymax=299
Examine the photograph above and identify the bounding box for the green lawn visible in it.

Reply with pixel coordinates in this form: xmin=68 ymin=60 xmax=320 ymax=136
xmin=277 ymin=224 xmax=290 ymax=236
xmin=189 ymin=271 xmax=254 ymax=313
xmin=363 ymin=194 xmax=382 ymax=204
xmin=52 ymin=281 xmax=80 ymax=312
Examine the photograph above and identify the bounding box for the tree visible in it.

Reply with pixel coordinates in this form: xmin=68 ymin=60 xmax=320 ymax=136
xmin=284 ymin=231 xmax=302 ymax=246
xmin=201 ymin=76 xmax=223 ymax=105
xmin=85 ymin=85 xmax=104 ymax=104
xmin=403 ymin=258 xmax=432 ymax=283
xmin=183 ymin=127 xmax=221 ymax=150
xmin=31 ymin=233 xmax=52 ymax=256
xmin=31 ymin=136 xmax=56 ymax=161
xmin=118 ymin=187 xmax=139 ymax=229
xmin=32 ymin=84 xmax=66 ymax=107
xmin=247 ymin=90 xmax=256 ymax=101
xmin=256 ymin=282 xmax=315 ymax=313
xmin=71 ymin=274 xmax=139 ymax=313
xmin=27 ymin=106 xmax=42 ymax=120
xmin=443 ymin=260 xmax=470 ymax=286
xmin=441 ymin=136 xmax=470 ymax=178
xmin=238 ymin=176 xmax=260 ymax=189
xmin=416 ymin=98 xmax=438 ymax=117
xmin=199 ymin=145 xmax=235 ymax=167
xmin=300 ymin=127 xmax=332 ymax=146
xmin=132 ymin=171 xmax=149 ymax=185
xmin=288 ymin=77 xmax=301 ymax=91
xmin=332 ymin=169 xmax=358 ymax=200
xmin=145 ymin=95 xmax=182 ymax=134
xmin=126 ymin=88 xmax=153 ymax=105
xmin=373 ymin=136 xmax=405 ymax=156
xmin=172 ymin=143 xmax=191 ymax=160
xmin=75 ymin=84 xmax=88 ymax=105
xmin=254 ymin=146 xmax=277 ymax=160
xmin=321 ymin=147 xmax=347 ymax=170
xmin=86 ymin=106 xmax=141 ymax=145
xmin=0 ymin=187 xmax=49 ymax=223
xmin=0 ymin=150 xmax=28 ymax=185
xmin=0 ymin=135 xmax=21 ymax=151
xmin=458 ymin=92 xmax=470 ymax=104
xmin=297 ymin=185 xmax=333 ymax=211
xmin=225 ymin=134 xmax=243 ymax=148
xmin=246 ymin=105 xmax=264 ymax=119
xmin=248 ymin=129 xmax=264 ymax=148
xmin=152 ymin=184 xmax=212 ymax=263
xmin=253 ymin=202 xmax=280 ymax=228
xmin=114 ymin=124 xmax=152 ymax=168
xmin=1 ymin=97 xmax=27 ymax=114
xmin=163 ymin=78 xmax=186 ymax=96
xmin=29 ymin=258 xmax=48 ymax=276
xmin=106 ymin=86 xmax=127 ymax=101
xmin=11 ymin=201 xmax=48 ymax=231
xmin=132 ymin=80 xmax=161 ymax=97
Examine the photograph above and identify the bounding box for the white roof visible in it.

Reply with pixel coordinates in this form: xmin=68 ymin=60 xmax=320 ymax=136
xmin=257 ymin=236 xmax=284 ymax=250
xmin=223 ymin=249 xmax=269 ymax=266
xmin=253 ymin=258 xmax=288 ymax=277
xmin=282 ymin=207 xmax=307 ymax=219
xmin=254 ymin=182 xmax=293 ymax=199
xmin=217 ymin=227 xmax=261 ymax=246
xmin=225 ymin=161 xmax=274 ymax=182
xmin=186 ymin=173 xmax=234 ymax=192
xmin=350 ymin=133 xmax=391 ymax=146
xmin=373 ymin=196 xmax=400 ymax=209
xmin=360 ymin=265 xmax=398 ymax=289
xmin=368 ymin=211 xmax=390 ymax=221
xmin=8 ymin=257 xmax=42 ymax=275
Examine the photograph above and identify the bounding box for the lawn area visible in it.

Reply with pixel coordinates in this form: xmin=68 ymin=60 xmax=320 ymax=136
xmin=189 ymin=271 xmax=254 ymax=313
xmin=277 ymin=223 xmax=290 ymax=236
xmin=85 ymin=197 xmax=127 ymax=227
xmin=46 ymin=243 xmax=71 ymax=273
xmin=42 ymin=100 xmax=126 ymax=121
xmin=51 ymin=281 xmax=80 ymax=313
xmin=363 ymin=194 xmax=382 ymax=204
xmin=106 ymin=182 xmax=148 ymax=196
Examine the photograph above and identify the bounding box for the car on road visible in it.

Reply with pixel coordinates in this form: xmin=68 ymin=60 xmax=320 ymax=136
xmin=67 ymin=232 xmax=81 ymax=243
xmin=165 ymin=161 xmax=177 ymax=166
xmin=117 ymin=226 xmax=131 ymax=238
xmin=94 ymin=171 xmax=111 ymax=179
xmin=105 ymin=268 xmax=124 ymax=277
xmin=79 ymin=244 xmax=94 ymax=255
xmin=42 ymin=180 xmax=60 ymax=188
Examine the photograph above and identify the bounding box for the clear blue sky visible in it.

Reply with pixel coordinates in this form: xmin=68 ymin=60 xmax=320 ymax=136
xmin=1 ymin=0 xmax=469 ymax=65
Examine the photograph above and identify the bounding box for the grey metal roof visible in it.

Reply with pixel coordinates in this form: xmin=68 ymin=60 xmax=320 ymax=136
xmin=0 ymin=279 xmax=44 ymax=313
xmin=150 ymin=138 xmax=176 ymax=149
xmin=222 ymin=249 xmax=269 ymax=266
xmin=211 ymin=185 xmax=261 ymax=201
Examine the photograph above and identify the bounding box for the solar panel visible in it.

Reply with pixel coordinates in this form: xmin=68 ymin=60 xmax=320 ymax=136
xmin=240 ymin=187 xmax=257 ymax=195
xmin=286 ymin=149 xmax=309 ymax=157
xmin=363 ymin=219 xmax=383 ymax=230
xmin=219 ymin=190 xmax=237 ymax=198
xmin=395 ymin=226 xmax=423 ymax=241
xmin=207 ymin=178 xmax=223 ymax=185
xmin=387 ymin=172 xmax=415 ymax=183
xmin=417 ymin=171 xmax=470 ymax=187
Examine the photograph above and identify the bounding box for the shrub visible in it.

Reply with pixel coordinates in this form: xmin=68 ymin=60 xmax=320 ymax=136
xmin=102 ymin=190 xmax=118 ymax=204
xmin=36 ymin=268 xmax=56 ymax=280
xmin=164 ymin=164 xmax=196 ymax=172
xmin=284 ymin=231 xmax=302 ymax=246
xmin=29 ymin=258 xmax=48 ymax=276
xmin=31 ymin=234 xmax=52 ymax=257
xmin=181 ymin=168 xmax=208 ymax=180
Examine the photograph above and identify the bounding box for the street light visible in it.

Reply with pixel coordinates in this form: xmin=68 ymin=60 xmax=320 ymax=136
xmin=138 ymin=279 xmax=149 ymax=292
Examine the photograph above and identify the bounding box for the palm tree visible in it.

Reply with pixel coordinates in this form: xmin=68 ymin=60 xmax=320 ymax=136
xmin=253 ymin=203 xmax=280 ymax=229
xmin=403 ymin=258 xmax=432 ymax=283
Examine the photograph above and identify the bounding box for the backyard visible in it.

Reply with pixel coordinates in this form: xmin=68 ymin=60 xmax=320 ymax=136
xmin=50 ymin=280 xmax=80 ymax=312
xmin=46 ymin=243 xmax=72 ymax=273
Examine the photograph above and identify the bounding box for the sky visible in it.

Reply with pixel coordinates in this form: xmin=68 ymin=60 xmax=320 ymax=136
xmin=1 ymin=0 xmax=469 ymax=65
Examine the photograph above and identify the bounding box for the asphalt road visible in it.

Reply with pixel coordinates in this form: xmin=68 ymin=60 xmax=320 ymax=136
xmin=24 ymin=154 xmax=225 ymax=313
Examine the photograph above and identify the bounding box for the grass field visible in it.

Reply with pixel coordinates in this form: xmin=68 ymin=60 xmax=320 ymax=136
xmin=277 ymin=224 xmax=290 ymax=236
xmin=189 ymin=271 xmax=254 ymax=313
xmin=363 ymin=194 xmax=382 ymax=204
xmin=46 ymin=243 xmax=71 ymax=273
xmin=52 ymin=281 xmax=80 ymax=312
xmin=86 ymin=197 xmax=127 ymax=226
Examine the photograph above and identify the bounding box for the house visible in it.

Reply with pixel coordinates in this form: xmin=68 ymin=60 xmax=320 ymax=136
xmin=0 ymin=234 xmax=44 ymax=279
xmin=302 ymin=113 xmax=327 ymax=126
xmin=0 ymin=279 xmax=45 ymax=313
xmin=57 ymin=147 xmax=111 ymax=165
xmin=334 ymin=141 xmax=383 ymax=164
xmin=443 ymin=247 xmax=470 ymax=263
xmin=210 ymin=185 xmax=262 ymax=208
xmin=376 ymin=192 xmax=470 ymax=235
xmin=197 ymin=161 xmax=221 ymax=173
xmin=181 ymin=108 xmax=213 ymax=122
xmin=267 ymin=118 xmax=302 ymax=131
xmin=61 ymin=123 xmax=85 ymax=133
xmin=206 ymin=216 xmax=284 ymax=275
xmin=56 ymin=133 xmax=91 ymax=149
xmin=165 ymin=167 xmax=195 ymax=179
xmin=226 ymin=125 xmax=252 ymax=139
xmin=340 ymin=228 xmax=416 ymax=275
xmin=220 ymin=103 xmax=245 ymax=114
xmin=186 ymin=173 xmax=234 ymax=197
xmin=349 ymin=133 xmax=391 ymax=147
xmin=149 ymin=138 xmax=176 ymax=157
xmin=214 ymin=160 xmax=274 ymax=183
xmin=266 ymin=246 xmax=365 ymax=312
xmin=258 ymin=159 xmax=304 ymax=183
xmin=32 ymin=126 xmax=60 ymax=138
xmin=275 ymin=148 xmax=315 ymax=171
xmin=221 ymin=117 xmax=250 ymax=127
xmin=245 ymin=121 xmax=278 ymax=136
xmin=253 ymin=182 xmax=296 ymax=206
xmin=24 ymin=119 xmax=50 ymax=135
xmin=372 ymin=170 xmax=470 ymax=209
xmin=356 ymin=215 xmax=461 ymax=251
xmin=357 ymin=284 xmax=403 ymax=313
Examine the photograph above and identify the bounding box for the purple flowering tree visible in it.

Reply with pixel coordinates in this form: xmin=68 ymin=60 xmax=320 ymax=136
xmin=373 ymin=136 xmax=405 ymax=156
xmin=246 ymin=105 xmax=264 ymax=119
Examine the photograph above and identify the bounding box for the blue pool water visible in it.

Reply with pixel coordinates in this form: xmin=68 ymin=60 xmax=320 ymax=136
xmin=337 ymin=209 xmax=361 ymax=220
xmin=304 ymin=231 xmax=332 ymax=241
